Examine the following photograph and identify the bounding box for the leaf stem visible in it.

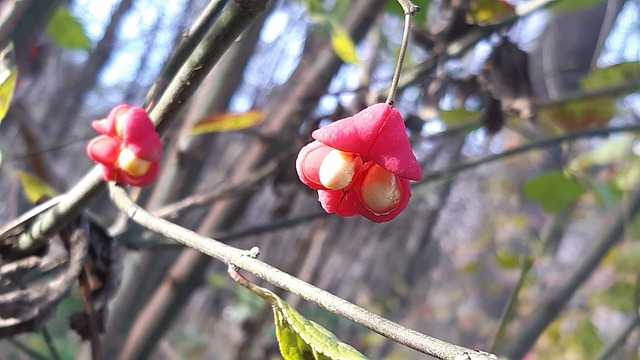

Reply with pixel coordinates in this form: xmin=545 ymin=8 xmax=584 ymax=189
xmin=386 ymin=1 xmax=419 ymax=106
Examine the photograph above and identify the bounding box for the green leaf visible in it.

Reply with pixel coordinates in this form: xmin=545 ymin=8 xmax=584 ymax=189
xmin=580 ymin=62 xmax=640 ymax=90
xmin=17 ymin=171 xmax=57 ymax=203
xmin=592 ymin=280 xmax=635 ymax=313
xmin=46 ymin=7 xmax=91 ymax=50
xmin=275 ymin=299 xmax=368 ymax=360
xmin=0 ymin=42 xmax=17 ymax=124
xmin=191 ymin=110 xmax=265 ymax=134
xmin=329 ymin=25 xmax=359 ymax=65
xmin=495 ymin=250 xmax=520 ymax=269
xmin=610 ymin=242 xmax=640 ymax=273
xmin=467 ymin=0 xmax=516 ymax=25
xmin=245 ymin=283 xmax=368 ymax=359
xmin=568 ymin=134 xmax=634 ymax=171
xmin=549 ymin=0 xmax=605 ymax=12
xmin=439 ymin=108 xmax=481 ymax=127
xmin=573 ymin=318 xmax=604 ymax=358
xmin=523 ymin=171 xmax=584 ymax=212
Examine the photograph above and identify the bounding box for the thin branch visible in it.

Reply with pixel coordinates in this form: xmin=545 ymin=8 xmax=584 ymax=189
xmin=107 ymin=183 xmax=497 ymax=360
xmin=595 ymin=314 xmax=639 ymax=360
xmin=386 ymin=10 xmax=414 ymax=105
xmin=418 ymin=124 xmax=640 ymax=185
xmin=41 ymin=326 xmax=62 ymax=360
xmin=490 ymin=257 xmax=534 ymax=353
xmin=395 ymin=0 xmax=556 ymax=93
xmin=152 ymin=160 xmax=277 ymax=219
xmin=6 ymin=338 xmax=50 ymax=360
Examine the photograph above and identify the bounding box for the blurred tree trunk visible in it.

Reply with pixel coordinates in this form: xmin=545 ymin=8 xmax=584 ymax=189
xmin=104 ymin=7 xmax=271 ymax=359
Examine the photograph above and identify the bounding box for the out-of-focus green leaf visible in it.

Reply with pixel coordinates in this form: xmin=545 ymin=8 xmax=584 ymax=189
xmin=580 ymin=62 xmax=640 ymax=90
xmin=467 ymin=0 xmax=515 ymax=25
xmin=610 ymin=242 xmax=640 ymax=273
xmin=495 ymin=250 xmax=520 ymax=269
xmin=439 ymin=108 xmax=481 ymax=127
xmin=568 ymin=134 xmax=634 ymax=171
xmin=615 ymin=158 xmax=640 ymax=191
xmin=592 ymin=281 xmax=635 ymax=313
xmin=46 ymin=7 xmax=91 ymax=50
xmin=0 ymin=42 xmax=17 ymax=124
xmin=17 ymin=171 xmax=57 ymax=203
xmin=385 ymin=0 xmax=428 ymax=24
xmin=573 ymin=318 xmax=604 ymax=358
xmin=523 ymin=171 xmax=584 ymax=212
xmin=549 ymin=0 xmax=605 ymax=12
xmin=208 ymin=274 xmax=227 ymax=288
xmin=244 ymin=281 xmax=368 ymax=359
xmin=330 ymin=25 xmax=359 ymax=64
xmin=330 ymin=0 xmax=350 ymax=21
xmin=191 ymin=110 xmax=264 ymax=134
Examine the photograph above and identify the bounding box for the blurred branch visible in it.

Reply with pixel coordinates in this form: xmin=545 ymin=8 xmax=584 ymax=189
xmin=6 ymin=338 xmax=50 ymax=360
xmin=7 ymin=0 xmax=268 ymax=257
xmin=596 ymin=274 xmax=640 ymax=359
xmin=538 ymin=79 xmax=640 ymax=108
xmin=142 ymin=0 xmax=228 ymax=110
xmin=395 ymin=0 xmax=555 ymax=93
xmin=51 ymin=0 xmax=134 ymax=138
xmin=0 ymin=0 xmax=33 ymax=44
xmin=107 ymin=183 xmax=497 ymax=360
xmin=490 ymin=257 xmax=534 ymax=353
xmin=504 ymin=185 xmax=640 ymax=359
xmin=119 ymin=211 xmax=328 ymax=250
xmin=596 ymin=314 xmax=639 ymax=360
xmin=41 ymin=326 xmax=61 ymax=360
xmin=151 ymin=160 xmax=277 ymax=220
xmin=419 ymin=124 xmax=640 ymax=184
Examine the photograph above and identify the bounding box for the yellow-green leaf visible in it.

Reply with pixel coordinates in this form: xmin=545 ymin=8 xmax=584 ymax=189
xmin=330 ymin=25 xmax=359 ymax=65
xmin=467 ymin=0 xmax=515 ymax=25
xmin=190 ymin=110 xmax=265 ymax=134
xmin=439 ymin=108 xmax=481 ymax=127
xmin=0 ymin=42 xmax=18 ymax=124
xmin=549 ymin=0 xmax=605 ymax=12
xmin=46 ymin=7 xmax=91 ymax=50
xmin=245 ymin=283 xmax=368 ymax=360
xmin=17 ymin=171 xmax=57 ymax=203
xmin=580 ymin=61 xmax=640 ymax=90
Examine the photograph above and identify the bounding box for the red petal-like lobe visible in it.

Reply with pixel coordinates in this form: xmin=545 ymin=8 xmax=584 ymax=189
xmin=91 ymin=118 xmax=117 ymax=137
xmin=108 ymin=104 xmax=132 ymax=122
xmin=119 ymin=107 xmax=162 ymax=162
xmin=317 ymin=190 xmax=359 ymax=217
xmin=312 ymin=103 xmax=422 ymax=181
xmin=296 ymin=141 xmax=332 ymax=190
xmin=335 ymin=191 xmax=360 ymax=217
xmin=86 ymin=136 xmax=120 ymax=165
xmin=126 ymin=137 xmax=162 ymax=163
xmin=354 ymin=176 xmax=411 ymax=223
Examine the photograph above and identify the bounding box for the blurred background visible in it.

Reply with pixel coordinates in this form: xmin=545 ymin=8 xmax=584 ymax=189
xmin=1 ymin=0 xmax=639 ymax=359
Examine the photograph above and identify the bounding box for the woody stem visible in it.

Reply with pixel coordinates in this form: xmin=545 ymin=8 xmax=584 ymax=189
xmin=386 ymin=1 xmax=419 ymax=106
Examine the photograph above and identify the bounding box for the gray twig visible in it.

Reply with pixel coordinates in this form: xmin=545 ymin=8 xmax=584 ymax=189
xmin=107 ymin=183 xmax=496 ymax=360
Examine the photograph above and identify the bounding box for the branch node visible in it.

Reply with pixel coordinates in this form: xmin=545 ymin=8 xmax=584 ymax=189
xmin=243 ymin=246 xmax=260 ymax=259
